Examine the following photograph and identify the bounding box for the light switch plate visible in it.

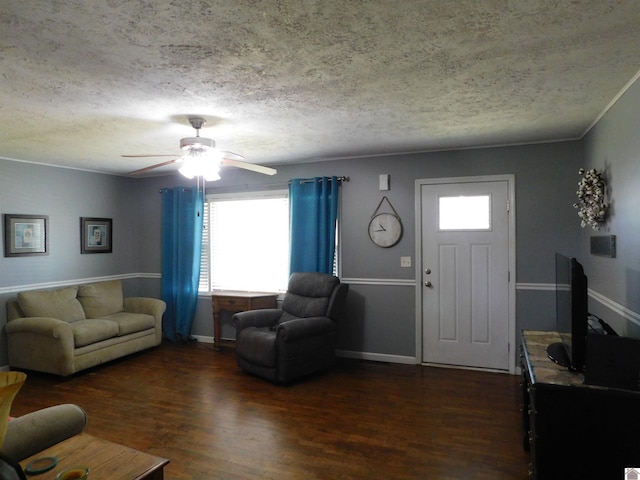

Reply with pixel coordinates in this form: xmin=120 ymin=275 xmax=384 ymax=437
xmin=400 ymin=256 xmax=411 ymax=267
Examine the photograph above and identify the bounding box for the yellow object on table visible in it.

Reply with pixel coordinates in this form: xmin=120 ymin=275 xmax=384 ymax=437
xmin=0 ymin=371 xmax=26 ymax=447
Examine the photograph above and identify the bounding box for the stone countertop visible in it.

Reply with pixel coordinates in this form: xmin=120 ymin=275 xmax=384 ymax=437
xmin=521 ymin=330 xmax=585 ymax=387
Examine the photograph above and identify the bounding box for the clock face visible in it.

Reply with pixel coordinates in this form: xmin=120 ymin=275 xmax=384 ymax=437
xmin=368 ymin=213 xmax=402 ymax=247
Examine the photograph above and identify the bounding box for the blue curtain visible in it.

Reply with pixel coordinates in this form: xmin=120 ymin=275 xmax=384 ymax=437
xmin=289 ymin=176 xmax=339 ymax=274
xmin=160 ymin=186 xmax=204 ymax=342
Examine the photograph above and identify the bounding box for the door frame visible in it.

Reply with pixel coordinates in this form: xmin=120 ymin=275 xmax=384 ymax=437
xmin=414 ymin=174 xmax=517 ymax=374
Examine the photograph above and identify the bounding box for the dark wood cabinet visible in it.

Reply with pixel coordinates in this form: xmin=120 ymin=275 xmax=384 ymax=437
xmin=520 ymin=331 xmax=640 ymax=479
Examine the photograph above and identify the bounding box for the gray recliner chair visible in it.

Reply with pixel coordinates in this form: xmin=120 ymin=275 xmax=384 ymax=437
xmin=233 ymin=272 xmax=349 ymax=384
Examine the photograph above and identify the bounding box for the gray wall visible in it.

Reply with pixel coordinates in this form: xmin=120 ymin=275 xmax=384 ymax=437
xmin=0 ymin=161 xmax=157 ymax=364
xmin=135 ymin=140 xmax=582 ymax=363
xmin=0 ymin=162 xmax=141 ymax=286
xmin=581 ymin=78 xmax=640 ymax=337
xmin=3 ymin=77 xmax=640 ymax=368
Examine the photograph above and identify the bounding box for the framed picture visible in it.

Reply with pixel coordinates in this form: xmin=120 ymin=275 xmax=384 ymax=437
xmin=80 ymin=217 xmax=112 ymax=254
xmin=3 ymin=214 xmax=49 ymax=257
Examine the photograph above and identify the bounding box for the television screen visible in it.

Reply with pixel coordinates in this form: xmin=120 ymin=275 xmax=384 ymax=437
xmin=547 ymin=253 xmax=588 ymax=371
xmin=555 ymin=253 xmax=572 ymax=347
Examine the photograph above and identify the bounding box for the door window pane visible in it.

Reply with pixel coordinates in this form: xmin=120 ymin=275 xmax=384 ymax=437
xmin=439 ymin=195 xmax=491 ymax=230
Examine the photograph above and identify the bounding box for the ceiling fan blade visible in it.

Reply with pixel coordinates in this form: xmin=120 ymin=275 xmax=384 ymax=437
xmin=128 ymin=159 xmax=180 ymax=175
xmin=219 ymin=151 xmax=245 ymax=160
xmin=122 ymin=154 xmax=179 ymax=158
xmin=221 ymin=158 xmax=277 ymax=176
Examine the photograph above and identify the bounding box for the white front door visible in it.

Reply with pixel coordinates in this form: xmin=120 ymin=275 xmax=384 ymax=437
xmin=416 ymin=176 xmax=514 ymax=371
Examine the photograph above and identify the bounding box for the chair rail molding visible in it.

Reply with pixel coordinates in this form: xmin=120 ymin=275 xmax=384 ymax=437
xmin=516 ymin=282 xmax=640 ymax=328
xmin=515 ymin=282 xmax=556 ymax=291
xmin=0 ymin=273 xmax=161 ymax=296
xmin=340 ymin=277 xmax=415 ymax=287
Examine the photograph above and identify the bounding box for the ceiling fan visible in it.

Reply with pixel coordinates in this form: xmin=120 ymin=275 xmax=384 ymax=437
xmin=123 ymin=116 xmax=277 ymax=180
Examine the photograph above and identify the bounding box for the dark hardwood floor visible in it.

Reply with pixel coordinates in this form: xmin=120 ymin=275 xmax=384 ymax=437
xmin=11 ymin=342 xmax=530 ymax=479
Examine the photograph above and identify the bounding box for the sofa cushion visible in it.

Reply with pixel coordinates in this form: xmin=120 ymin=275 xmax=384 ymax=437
xmin=77 ymin=280 xmax=123 ymax=318
xmin=17 ymin=287 xmax=85 ymax=322
xmin=99 ymin=312 xmax=155 ymax=336
xmin=70 ymin=319 xmax=119 ymax=347
xmin=281 ymin=273 xmax=339 ymax=319
xmin=281 ymin=293 xmax=329 ymax=319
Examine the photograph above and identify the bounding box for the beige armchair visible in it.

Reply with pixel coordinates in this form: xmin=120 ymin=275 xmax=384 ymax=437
xmin=3 ymin=404 xmax=87 ymax=461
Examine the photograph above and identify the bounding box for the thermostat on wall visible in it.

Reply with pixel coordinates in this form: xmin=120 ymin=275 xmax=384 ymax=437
xmin=379 ymin=174 xmax=390 ymax=191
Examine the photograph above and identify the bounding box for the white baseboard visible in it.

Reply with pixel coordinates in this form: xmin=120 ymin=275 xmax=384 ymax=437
xmin=336 ymin=349 xmax=417 ymax=365
xmin=191 ymin=335 xmax=214 ymax=344
xmin=190 ymin=336 xmax=417 ymax=365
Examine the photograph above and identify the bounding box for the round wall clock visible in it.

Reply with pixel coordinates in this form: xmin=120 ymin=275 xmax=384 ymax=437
xmin=368 ymin=212 xmax=403 ymax=247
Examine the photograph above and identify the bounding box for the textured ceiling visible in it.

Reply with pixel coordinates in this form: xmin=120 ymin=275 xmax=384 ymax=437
xmin=1 ymin=1 xmax=640 ymax=176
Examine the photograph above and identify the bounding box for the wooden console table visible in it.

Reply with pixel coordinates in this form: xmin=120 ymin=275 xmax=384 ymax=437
xmin=211 ymin=291 xmax=278 ymax=350
xmin=20 ymin=433 xmax=169 ymax=479
xmin=521 ymin=330 xmax=640 ymax=479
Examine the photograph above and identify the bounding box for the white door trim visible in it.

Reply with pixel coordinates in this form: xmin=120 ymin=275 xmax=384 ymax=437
xmin=414 ymin=175 xmax=517 ymax=374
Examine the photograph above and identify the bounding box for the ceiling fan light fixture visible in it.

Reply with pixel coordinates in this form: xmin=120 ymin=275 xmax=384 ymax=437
xmin=126 ymin=116 xmax=275 ymax=178
xmin=180 ymin=136 xmax=215 ymax=151
xmin=179 ymin=149 xmax=221 ymax=182
xmin=205 ymin=171 xmax=222 ymax=182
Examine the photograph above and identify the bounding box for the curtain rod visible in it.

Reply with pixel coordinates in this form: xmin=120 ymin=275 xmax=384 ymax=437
xmin=160 ymin=176 xmax=350 ymax=193
xmin=288 ymin=176 xmax=350 ymax=185
xmin=158 ymin=187 xmax=193 ymax=193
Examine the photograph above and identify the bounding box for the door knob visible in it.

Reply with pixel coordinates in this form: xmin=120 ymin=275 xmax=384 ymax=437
xmin=424 ymin=281 xmax=433 ymax=288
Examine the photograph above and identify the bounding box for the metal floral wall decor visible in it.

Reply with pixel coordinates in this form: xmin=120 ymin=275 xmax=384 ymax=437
xmin=573 ymin=168 xmax=608 ymax=230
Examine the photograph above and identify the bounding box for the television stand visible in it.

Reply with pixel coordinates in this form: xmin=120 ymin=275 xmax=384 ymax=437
xmin=521 ymin=330 xmax=640 ymax=479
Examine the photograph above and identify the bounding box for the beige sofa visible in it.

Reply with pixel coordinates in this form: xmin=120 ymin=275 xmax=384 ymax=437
xmin=5 ymin=280 xmax=165 ymax=376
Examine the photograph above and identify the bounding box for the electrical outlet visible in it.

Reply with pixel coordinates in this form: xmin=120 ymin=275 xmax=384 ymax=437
xmin=400 ymin=256 xmax=412 ymax=267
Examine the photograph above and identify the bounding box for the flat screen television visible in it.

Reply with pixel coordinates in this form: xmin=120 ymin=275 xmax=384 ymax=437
xmin=546 ymin=253 xmax=588 ymax=372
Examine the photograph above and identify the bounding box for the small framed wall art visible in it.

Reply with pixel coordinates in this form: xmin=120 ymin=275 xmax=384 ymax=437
xmin=3 ymin=214 xmax=49 ymax=257
xmin=80 ymin=217 xmax=112 ymax=254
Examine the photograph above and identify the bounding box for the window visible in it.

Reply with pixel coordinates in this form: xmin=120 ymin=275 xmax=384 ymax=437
xmin=439 ymin=195 xmax=491 ymax=231
xmin=199 ymin=191 xmax=290 ymax=293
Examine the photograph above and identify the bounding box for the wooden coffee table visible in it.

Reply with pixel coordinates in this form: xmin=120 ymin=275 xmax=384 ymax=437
xmin=20 ymin=433 xmax=169 ymax=479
